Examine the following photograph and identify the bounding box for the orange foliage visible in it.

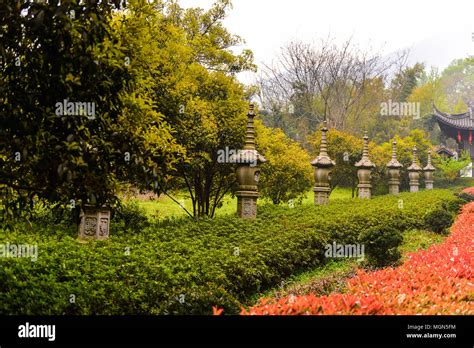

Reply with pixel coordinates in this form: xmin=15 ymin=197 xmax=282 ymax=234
xmin=462 ymin=187 xmax=474 ymax=196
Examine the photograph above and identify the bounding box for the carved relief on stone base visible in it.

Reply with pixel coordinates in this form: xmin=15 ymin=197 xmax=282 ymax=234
xmin=388 ymin=184 xmax=399 ymax=195
xmin=314 ymin=188 xmax=330 ymax=205
xmin=358 ymin=187 xmax=372 ymax=199
xmin=79 ymin=206 xmax=111 ymax=240
xmin=236 ymin=191 xmax=259 ymax=219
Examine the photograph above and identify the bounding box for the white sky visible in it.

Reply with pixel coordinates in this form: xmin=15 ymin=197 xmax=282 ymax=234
xmin=179 ymin=0 xmax=474 ymax=83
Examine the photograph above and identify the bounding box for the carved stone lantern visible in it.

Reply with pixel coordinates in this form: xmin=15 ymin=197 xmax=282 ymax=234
xmin=234 ymin=104 xmax=267 ymax=219
xmin=311 ymin=121 xmax=335 ymax=205
xmin=423 ymin=150 xmax=435 ymax=190
xmin=386 ymin=139 xmax=403 ymax=195
xmin=78 ymin=205 xmax=111 ymax=240
xmin=407 ymin=146 xmax=422 ymax=192
xmin=355 ymin=132 xmax=375 ymax=199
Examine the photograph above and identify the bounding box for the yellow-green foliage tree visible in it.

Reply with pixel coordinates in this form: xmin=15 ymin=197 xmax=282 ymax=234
xmin=114 ymin=0 xmax=255 ymax=218
xmin=0 ymin=0 xmax=180 ymax=224
xmin=255 ymin=120 xmax=313 ymax=204
xmin=434 ymin=152 xmax=471 ymax=183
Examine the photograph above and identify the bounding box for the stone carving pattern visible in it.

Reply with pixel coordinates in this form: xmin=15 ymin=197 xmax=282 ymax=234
xmin=99 ymin=218 xmax=109 ymax=236
xmin=84 ymin=217 xmax=97 ymax=236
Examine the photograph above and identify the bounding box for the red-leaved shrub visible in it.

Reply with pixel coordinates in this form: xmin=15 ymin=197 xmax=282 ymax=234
xmin=462 ymin=187 xmax=474 ymax=196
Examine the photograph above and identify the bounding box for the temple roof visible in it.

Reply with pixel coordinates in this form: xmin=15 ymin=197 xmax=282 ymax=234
xmin=434 ymin=145 xmax=456 ymax=157
xmin=433 ymin=104 xmax=474 ymax=131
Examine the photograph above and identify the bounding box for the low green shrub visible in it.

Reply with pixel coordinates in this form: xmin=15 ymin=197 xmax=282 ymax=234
xmin=0 ymin=189 xmax=461 ymax=315
xmin=111 ymin=201 xmax=150 ymax=234
xmin=456 ymin=192 xmax=474 ymax=202
xmin=359 ymin=226 xmax=403 ymax=268
xmin=423 ymin=208 xmax=454 ymax=234
xmin=443 ymin=197 xmax=468 ymax=214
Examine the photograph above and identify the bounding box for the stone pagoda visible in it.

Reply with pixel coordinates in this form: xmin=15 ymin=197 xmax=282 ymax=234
xmin=386 ymin=139 xmax=403 ymax=195
xmin=407 ymin=146 xmax=422 ymax=192
xmin=234 ymin=104 xmax=267 ymax=218
xmin=423 ymin=150 xmax=435 ymax=190
xmin=355 ymin=132 xmax=375 ymax=199
xmin=311 ymin=121 xmax=335 ymax=205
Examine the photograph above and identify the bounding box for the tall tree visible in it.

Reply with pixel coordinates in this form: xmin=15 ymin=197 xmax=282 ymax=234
xmin=0 ymin=0 xmax=176 ymax=223
xmin=257 ymin=37 xmax=407 ymax=140
xmin=390 ymin=63 xmax=425 ymax=102
xmin=114 ymin=0 xmax=256 ymax=218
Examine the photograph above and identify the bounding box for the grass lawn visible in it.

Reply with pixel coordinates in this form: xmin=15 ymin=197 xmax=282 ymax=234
xmin=399 ymin=229 xmax=447 ymax=260
xmin=132 ymin=177 xmax=474 ymax=221
xmin=133 ymin=187 xmax=354 ymax=220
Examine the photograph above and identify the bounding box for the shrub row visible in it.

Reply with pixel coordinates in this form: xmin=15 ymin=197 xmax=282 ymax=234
xmin=0 ymin=189 xmax=464 ymax=315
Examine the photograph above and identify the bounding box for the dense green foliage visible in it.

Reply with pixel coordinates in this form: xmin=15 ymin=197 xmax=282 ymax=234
xmin=423 ymin=208 xmax=454 ymax=234
xmin=112 ymin=0 xmax=255 ymax=219
xmin=434 ymin=152 xmax=471 ymax=183
xmin=112 ymin=201 xmax=151 ymax=233
xmin=0 ymin=0 xmax=256 ymax=223
xmin=0 ymin=189 xmax=461 ymax=315
xmin=0 ymin=0 xmax=180 ymax=223
xmin=359 ymin=226 xmax=402 ymax=268
xmin=255 ymin=120 xmax=313 ymax=204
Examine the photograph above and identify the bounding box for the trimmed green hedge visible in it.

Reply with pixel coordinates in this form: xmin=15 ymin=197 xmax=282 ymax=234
xmin=0 ymin=189 xmax=464 ymax=315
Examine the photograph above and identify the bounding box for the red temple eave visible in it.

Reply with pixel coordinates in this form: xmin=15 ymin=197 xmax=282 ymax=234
xmin=433 ymin=106 xmax=474 ymax=142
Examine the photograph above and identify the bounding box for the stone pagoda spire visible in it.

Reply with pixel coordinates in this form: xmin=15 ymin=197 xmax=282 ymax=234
xmin=386 ymin=139 xmax=403 ymax=195
xmin=311 ymin=121 xmax=335 ymax=205
xmin=423 ymin=150 xmax=435 ymax=190
xmin=235 ymin=104 xmax=267 ymax=219
xmin=407 ymin=146 xmax=422 ymax=192
xmin=355 ymin=132 xmax=375 ymax=199
xmin=243 ymin=105 xmax=256 ymax=150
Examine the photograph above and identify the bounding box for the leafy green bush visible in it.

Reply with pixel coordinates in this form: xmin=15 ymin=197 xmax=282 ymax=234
xmin=434 ymin=152 xmax=471 ymax=183
xmin=111 ymin=201 xmax=150 ymax=234
xmin=255 ymin=120 xmax=313 ymax=204
xmin=0 ymin=189 xmax=461 ymax=315
xmin=442 ymin=197 xmax=467 ymax=214
xmin=456 ymin=192 xmax=474 ymax=202
xmin=359 ymin=226 xmax=403 ymax=268
xmin=423 ymin=208 xmax=454 ymax=234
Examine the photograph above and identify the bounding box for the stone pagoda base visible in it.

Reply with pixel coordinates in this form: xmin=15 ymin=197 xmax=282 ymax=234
xmin=79 ymin=206 xmax=111 ymax=240
xmin=314 ymin=186 xmax=330 ymax=205
xmin=236 ymin=191 xmax=259 ymax=219
xmin=358 ymin=184 xmax=372 ymax=199
xmin=388 ymin=184 xmax=399 ymax=195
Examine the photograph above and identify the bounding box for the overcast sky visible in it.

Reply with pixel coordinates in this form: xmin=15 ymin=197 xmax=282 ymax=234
xmin=179 ymin=0 xmax=474 ymax=83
